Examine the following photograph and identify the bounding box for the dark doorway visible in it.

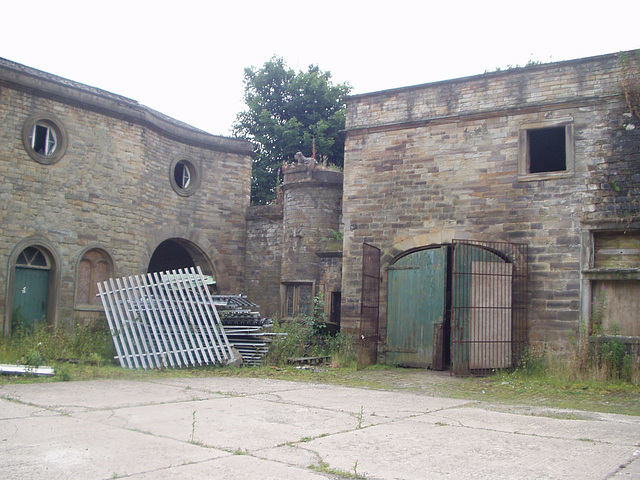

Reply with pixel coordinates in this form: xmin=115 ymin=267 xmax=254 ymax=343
xmin=148 ymin=239 xmax=195 ymax=273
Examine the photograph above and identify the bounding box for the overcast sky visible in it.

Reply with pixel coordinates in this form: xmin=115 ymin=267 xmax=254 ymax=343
xmin=2 ymin=1 xmax=638 ymax=137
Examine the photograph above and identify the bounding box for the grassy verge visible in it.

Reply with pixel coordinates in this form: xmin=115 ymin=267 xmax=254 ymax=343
xmin=1 ymin=319 xmax=639 ymax=417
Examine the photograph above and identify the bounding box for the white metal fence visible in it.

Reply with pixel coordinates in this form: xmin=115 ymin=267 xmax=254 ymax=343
xmin=97 ymin=267 xmax=234 ymax=370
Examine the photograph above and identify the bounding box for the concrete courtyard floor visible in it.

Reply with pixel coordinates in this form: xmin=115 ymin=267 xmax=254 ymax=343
xmin=1 ymin=376 xmax=639 ymax=479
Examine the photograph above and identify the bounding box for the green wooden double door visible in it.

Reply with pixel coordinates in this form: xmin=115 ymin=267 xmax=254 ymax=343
xmin=386 ymin=244 xmax=514 ymax=371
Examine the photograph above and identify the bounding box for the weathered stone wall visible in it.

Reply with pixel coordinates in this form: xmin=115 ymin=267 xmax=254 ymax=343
xmin=342 ymin=51 xmax=640 ymax=350
xmin=281 ymin=165 xmax=343 ymax=288
xmin=243 ymin=166 xmax=344 ymax=320
xmin=244 ymin=205 xmax=283 ymax=318
xmin=0 ymin=59 xmax=252 ymax=332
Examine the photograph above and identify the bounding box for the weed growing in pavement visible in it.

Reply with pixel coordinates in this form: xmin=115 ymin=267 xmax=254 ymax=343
xmin=356 ymin=405 xmax=364 ymax=429
xmin=189 ymin=410 xmax=197 ymax=444
xmin=309 ymin=459 xmax=366 ymax=479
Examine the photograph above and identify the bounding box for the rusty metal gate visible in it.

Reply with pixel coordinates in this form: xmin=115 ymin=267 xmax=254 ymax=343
xmin=358 ymin=243 xmax=381 ymax=369
xmin=451 ymin=240 xmax=528 ymax=375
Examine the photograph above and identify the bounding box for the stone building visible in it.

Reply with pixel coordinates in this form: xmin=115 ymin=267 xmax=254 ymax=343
xmin=0 ymin=58 xmax=253 ymax=334
xmin=341 ymin=50 xmax=640 ymax=372
xmin=245 ymin=164 xmax=343 ymax=328
xmin=2 ymin=50 xmax=639 ymax=375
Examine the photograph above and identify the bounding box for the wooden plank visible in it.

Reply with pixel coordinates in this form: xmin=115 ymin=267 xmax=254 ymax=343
xmin=594 ymin=233 xmax=640 ymax=269
xmin=469 ymin=261 xmax=512 ymax=369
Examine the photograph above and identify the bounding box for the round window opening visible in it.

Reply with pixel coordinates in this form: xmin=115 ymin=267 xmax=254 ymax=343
xmin=22 ymin=114 xmax=68 ymax=164
xmin=170 ymin=158 xmax=201 ymax=196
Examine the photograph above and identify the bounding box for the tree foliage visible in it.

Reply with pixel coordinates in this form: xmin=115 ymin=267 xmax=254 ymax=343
xmin=233 ymin=57 xmax=351 ymax=204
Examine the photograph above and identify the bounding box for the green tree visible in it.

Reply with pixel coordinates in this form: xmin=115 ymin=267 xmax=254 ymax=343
xmin=233 ymin=57 xmax=351 ymax=205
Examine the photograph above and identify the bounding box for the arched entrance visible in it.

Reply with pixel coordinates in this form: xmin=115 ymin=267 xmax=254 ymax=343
xmin=12 ymin=246 xmax=54 ymax=329
xmin=386 ymin=240 xmax=528 ymax=374
xmin=147 ymin=238 xmax=216 ymax=281
xmin=387 ymin=246 xmax=449 ymax=369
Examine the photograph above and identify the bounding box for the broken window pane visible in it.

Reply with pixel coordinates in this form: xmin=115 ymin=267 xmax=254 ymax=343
xmin=31 ymin=123 xmax=57 ymax=156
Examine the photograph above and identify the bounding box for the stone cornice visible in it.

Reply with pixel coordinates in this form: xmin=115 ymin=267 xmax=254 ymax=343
xmin=344 ymin=94 xmax=621 ymax=136
xmin=0 ymin=57 xmax=253 ymax=156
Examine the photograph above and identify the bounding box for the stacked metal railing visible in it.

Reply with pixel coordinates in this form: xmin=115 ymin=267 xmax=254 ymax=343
xmin=214 ymin=295 xmax=280 ymax=366
xmin=97 ymin=267 xmax=234 ymax=370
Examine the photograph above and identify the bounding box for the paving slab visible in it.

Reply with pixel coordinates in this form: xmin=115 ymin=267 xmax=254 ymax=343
xmin=1 ymin=407 xmax=224 ymax=480
xmin=1 ymin=376 xmax=639 ymax=479
xmin=77 ymin=395 xmax=357 ymax=451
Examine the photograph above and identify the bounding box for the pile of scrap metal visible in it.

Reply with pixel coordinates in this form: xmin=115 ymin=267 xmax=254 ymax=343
xmin=97 ymin=267 xmax=279 ymax=370
xmin=213 ymin=295 xmax=281 ymax=366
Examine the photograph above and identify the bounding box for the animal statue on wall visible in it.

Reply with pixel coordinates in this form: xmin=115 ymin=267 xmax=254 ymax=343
xmin=294 ymin=151 xmax=316 ymax=166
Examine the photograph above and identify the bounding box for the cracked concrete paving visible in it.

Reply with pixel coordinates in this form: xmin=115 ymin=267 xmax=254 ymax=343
xmin=1 ymin=377 xmax=639 ymax=479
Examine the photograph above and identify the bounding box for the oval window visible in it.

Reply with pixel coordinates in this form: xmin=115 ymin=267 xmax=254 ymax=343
xmin=170 ymin=158 xmax=201 ymax=196
xmin=22 ymin=114 xmax=68 ymax=164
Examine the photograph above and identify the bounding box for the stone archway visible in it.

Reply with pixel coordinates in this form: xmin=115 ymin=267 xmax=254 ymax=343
xmin=4 ymin=237 xmax=61 ymax=334
xmin=147 ymin=238 xmax=218 ymax=289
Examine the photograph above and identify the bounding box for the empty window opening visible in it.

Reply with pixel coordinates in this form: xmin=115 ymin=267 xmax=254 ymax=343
xmin=528 ymin=126 xmax=566 ymax=173
xmin=31 ymin=123 xmax=57 ymax=156
xmin=330 ymin=291 xmax=341 ymax=326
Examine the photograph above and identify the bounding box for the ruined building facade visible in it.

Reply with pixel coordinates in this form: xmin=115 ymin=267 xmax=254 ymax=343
xmin=2 ymin=51 xmax=639 ymax=373
xmin=341 ymin=51 xmax=640 ymax=371
xmin=0 ymin=58 xmax=253 ymax=334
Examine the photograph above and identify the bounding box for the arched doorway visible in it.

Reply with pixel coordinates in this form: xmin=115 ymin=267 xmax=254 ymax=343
xmin=147 ymin=238 xmax=216 ymax=283
xmin=12 ymin=246 xmax=53 ymax=329
xmin=386 ymin=240 xmax=528 ymax=374
xmin=387 ymin=246 xmax=449 ymax=369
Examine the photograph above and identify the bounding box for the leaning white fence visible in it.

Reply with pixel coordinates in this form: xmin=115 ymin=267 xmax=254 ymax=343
xmin=97 ymin=267 xmax=234 ymax=370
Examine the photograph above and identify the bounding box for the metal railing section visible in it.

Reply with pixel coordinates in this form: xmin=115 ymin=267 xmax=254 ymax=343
xmin=97 ymin=266 xmax=234 ymax=370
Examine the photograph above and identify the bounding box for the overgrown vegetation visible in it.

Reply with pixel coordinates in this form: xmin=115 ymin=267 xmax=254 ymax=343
xmin=233 ymin=56 xmax=351 ymax=205
xmin=264 ymin=293 xmax=357 ymax=368
xmin=0 ymin=321 xmax=116 ymax=381
xmin=1 ymin=311 xmax=638 ymax=417
xmin=505 ymin=332 xmax=639 ymax=388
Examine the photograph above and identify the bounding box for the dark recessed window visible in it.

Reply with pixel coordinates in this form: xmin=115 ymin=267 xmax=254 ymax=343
xmin=17 ymin=246 xmax=49 ymax=268
xmin=518 ymin=121 xmax=574 ymax=179
xmin=284 ymin=283 xmax=313 ymax=317
xmin=169 ymin=158 xmax=201 ymax=196
xmin=174 ymin=160 xmax=192 ymax=189
xmin=22 ymin=114 xmax=68 ymax=164
xmin=528 ymin=127 xmax=566 ymax=173
xmin=31 ymin=123 xmax=57 ymax=156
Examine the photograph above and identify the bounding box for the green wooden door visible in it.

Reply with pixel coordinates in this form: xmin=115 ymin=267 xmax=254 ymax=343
xmin=387 ymin=247 xmax=447 ymax=368
xmin=13 ymin=266 xmax=50 ymax=327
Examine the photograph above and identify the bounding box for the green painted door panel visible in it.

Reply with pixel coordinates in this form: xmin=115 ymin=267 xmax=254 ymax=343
xmin=387 ymin=247 xmax=446 ymax=367
xmin=12 ymin=267 xmax=50 ymax=327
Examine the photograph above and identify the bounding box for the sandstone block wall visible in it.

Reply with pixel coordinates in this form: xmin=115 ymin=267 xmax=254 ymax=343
xmin=342 ymin=51 xmax=640 ymax=349
xmin=0 ymin=59 xmax=252 ymax=332
xmin=244 ymin=205 xmax=283 ymax=318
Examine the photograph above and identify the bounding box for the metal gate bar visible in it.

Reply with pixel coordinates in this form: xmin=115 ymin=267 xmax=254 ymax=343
xmin=358 ymin=243 xmax=381 ymax=369
xmin=97 ymin=266 xmax=234 ymax=370
xmin=451 ymin=240 xmax=528 ymax=375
